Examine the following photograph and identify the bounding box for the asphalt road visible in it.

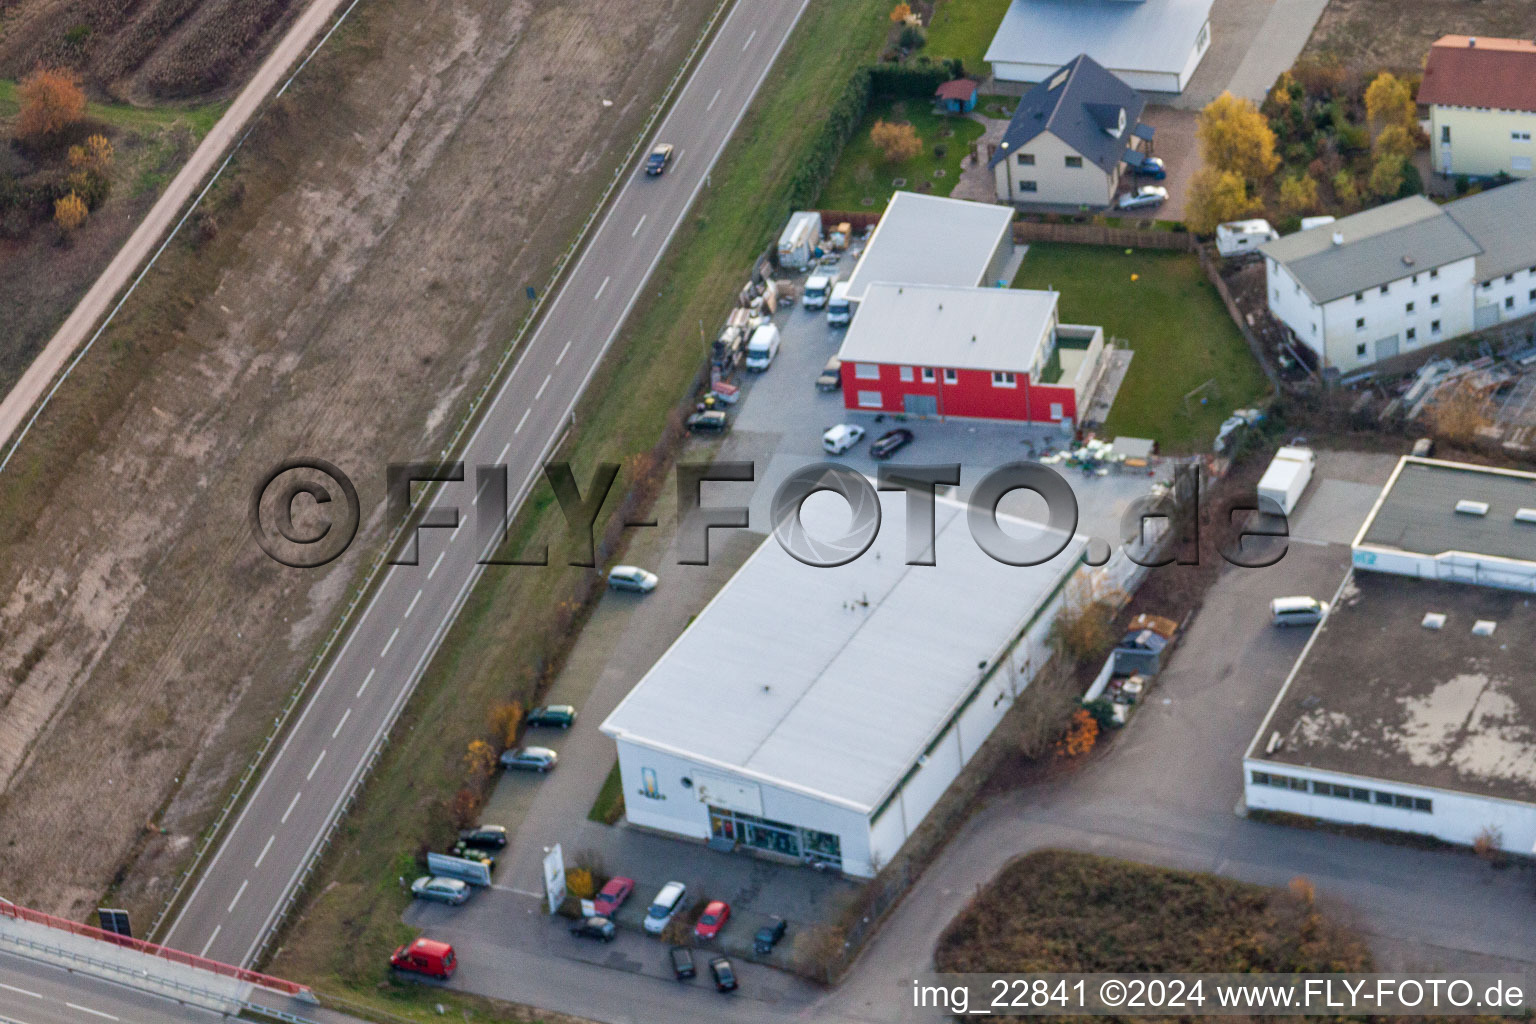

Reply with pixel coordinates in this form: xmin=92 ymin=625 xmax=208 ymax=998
xmin=0 ymin=0 xmax=359 ymax=460
xmin=163 ymin=0 xmax=811 ymax=968
xmin=0 ymin=949 xmax=225 ymax=1024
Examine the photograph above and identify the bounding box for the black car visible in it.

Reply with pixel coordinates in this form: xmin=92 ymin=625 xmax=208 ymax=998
xmin=686 ymin=410 xmax=729 ymax=433
xmin=753 ymin=917 xmax=787 ymax=954
xmin=669 ymin=945 xmax=696 ymax=980
xmin=525 ymin=704 xmax=576 ymax=729
xmin=570 ymin=916 xmax=616 ymax=942
xmin=869 ymin=428 xmax=914 ymax=460
xmin=457 ymin=824 xmax=508 ymax=849
xmin=645 ymin=143 xmax=674 ymax=176
xmin=709 ymin=956 xmax=738 ymax=992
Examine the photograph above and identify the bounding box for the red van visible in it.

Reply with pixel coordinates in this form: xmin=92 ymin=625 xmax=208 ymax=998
xmin=390 ymin=937 xmax=456 ymax=979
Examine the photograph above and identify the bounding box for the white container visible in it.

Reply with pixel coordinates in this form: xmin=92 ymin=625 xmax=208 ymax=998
xmin=777 ymin=211 xmax=822 ymax=271
xmin=1216 ymin=219 xmax=1277 ymax=257
xmin=1257 ymin=446 xmax=1315 ymax=516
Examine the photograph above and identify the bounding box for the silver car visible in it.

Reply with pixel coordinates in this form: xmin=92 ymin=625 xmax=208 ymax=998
xmin=1117 ymin=185 xmax=1169 ymax=210
xmin=608 ymin=565 xmax=659 ymax=592
xmin=500 ymin=745 xmax=558 ymax=772
xmin=410 ymin=876 xmax=470 ymax=905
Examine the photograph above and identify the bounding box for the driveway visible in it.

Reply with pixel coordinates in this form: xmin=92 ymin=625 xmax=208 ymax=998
xmin=1136 ymin=107 xmax=1198 ymax=223
xmin=1172 ymin=0 xmax=1331 ymax=110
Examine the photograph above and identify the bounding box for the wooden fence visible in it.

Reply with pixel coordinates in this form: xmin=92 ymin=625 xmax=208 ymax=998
xmin=1012 ymin=220 xmax=1196 ymax=251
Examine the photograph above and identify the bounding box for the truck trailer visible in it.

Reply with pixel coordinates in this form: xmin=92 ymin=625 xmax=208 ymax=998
xmin=1257 ymin=446 xmax=1315 ymax=517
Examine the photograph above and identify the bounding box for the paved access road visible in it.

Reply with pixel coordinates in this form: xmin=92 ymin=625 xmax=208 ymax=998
xmin=0 ymin=0 xmax=360 ymax=458
xmin=164 ymin=0 xmax=812 ymax=968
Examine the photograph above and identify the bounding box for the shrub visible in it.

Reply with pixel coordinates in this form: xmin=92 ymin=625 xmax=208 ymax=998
xmin=448 ymin=787 xmax=480 ymax=829
xmin=1365 ymin=72 xmax=1415 ymax=131
xmin=1473 ymin=825 xmax=1505 ymax=865
xmin=870 ymin=119 xmax=922 ymax=163
xmin=1279 ymin=172 xmax=1320 ymax=214
xmin=488 ymin=700 xmax=523 ymax=748
xmin=896 ymin=23 xmax=926 ymax=50
xmin=889 ymin=2 xmax=911 ymax=22
xmin=18 ymin=67 xmax=87 ymax=144
xmin=1081 ymin=697 xmax=1118 ymax=731
xmin=566 ymin=867 xmax=596 ymax=899
xmin=1057 ymin=709 xmax=1099 ymax=757
xmin=53 ymin=191 xmax=88 ymax=232
xmin=1367 ymin=152 xmax=1406 ymax=199
xmin=1332 ymin=168 xmax=1359 ymax=207
xmin=463 ymin=739 xmax=497 ymax=780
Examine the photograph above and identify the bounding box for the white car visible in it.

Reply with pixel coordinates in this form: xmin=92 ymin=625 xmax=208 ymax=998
xmin=1117 ymin=185 xmax=1169 ymax=210
xmin=411 ymin=876 xmax=471 ymax=905
xmin=821 ymin=423 xmax=865 ymax=455
xmin=607 ymin=565 xmax=659 ymax=592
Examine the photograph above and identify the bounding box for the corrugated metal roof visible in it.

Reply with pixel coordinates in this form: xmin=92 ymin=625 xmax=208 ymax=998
xmin=1259 ymin=196 xmax=1481 ymax=303
xmin=988 ymin=54 xmax=1146 ymax=174
xmin=600 ymin=491 xmax=1085 ymax=813
xmin=843 ymin=192 xmax=1015 ymax=302
xmin=1419 ymin=35 xmax=1536 ymax=114
xmin=835 ymin=283 xmax=1058 ymax=373
xmin=984 ymin=0 xmax=1214 ymax=79
xmin=1358 ymin=457 xmax=1536 ymax=566
xmin=1443 ymin=177 xmax=1536 ymax=282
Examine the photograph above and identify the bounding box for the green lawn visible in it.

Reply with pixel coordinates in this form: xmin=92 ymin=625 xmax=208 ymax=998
xmin=587 ymin=761 xmax=625 ymax=824
xmin=818 ymin=96 xmax=984 ymax=210
xmin=923 ymin=0 xmax=1011 ymax=74
xmin=1012 ymin=243 xmax=1270 ymax=452
xmin=0 ymin=79 xmax=227 ymax=137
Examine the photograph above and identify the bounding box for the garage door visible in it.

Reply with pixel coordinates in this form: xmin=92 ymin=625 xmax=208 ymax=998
xmin=1374 ymin=334 xmax=1399 ymax=361
xmin=903 ymin=394 xmax=938 ymax=418
xmin=1475 ymin=303 xmax=1501 ymax=329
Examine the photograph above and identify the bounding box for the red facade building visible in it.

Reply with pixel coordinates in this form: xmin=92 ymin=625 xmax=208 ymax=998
xmin=836 ymin=283 xmax=1105 ymax=425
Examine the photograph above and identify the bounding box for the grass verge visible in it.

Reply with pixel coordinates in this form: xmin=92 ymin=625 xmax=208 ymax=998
xmin=265 ymin=0 xmax=896 ymax=1002
xmin=818 ymin=94 xmax=984 ymax=209
xmin=0 ymin=79 xmax=227 ymax=135
xmin=587 ymin=761 xmax=625 ymax=825
xmin=1012 ymin=243 xmax=1270 ymax=451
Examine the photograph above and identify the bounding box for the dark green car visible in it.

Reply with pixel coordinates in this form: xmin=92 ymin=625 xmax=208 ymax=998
xmin=526 ymin=704 xmax=577 ymax=729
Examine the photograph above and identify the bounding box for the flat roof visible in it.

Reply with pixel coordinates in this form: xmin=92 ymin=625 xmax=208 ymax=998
xmin=984 ymin=0 xmax=1214 ymax=80
xmin=600 ymin=490 xmax=1084 ymax=814
xmin=1443 ymin=178 xmax=1536 ymax=283
xmin=1259 ymin=196 xmax=1482 ymax=303
xmin=843 ymin=192 xmax=1015 ymax=303
xmin=1247 ymin=570 xmax=1536 ymax=804
xmin=1356 ymin=457 xmax=1536 ymax=568
xmin=835 ymin=283 xmax=1058 ymax=373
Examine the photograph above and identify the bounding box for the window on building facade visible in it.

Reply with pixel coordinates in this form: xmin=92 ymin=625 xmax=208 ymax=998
xmin=921 ymin=367 xmax=935 ymax=382
xmin=1507 ymin=296 xmax=1516 ymax=309
xmin=1017 ymin=153 xmax=1035 ymax=165
xmin=1506 ymin=273 xmax=1516 ymax=283
xmin=1406 ymin=301 xmax=1414 ymax=314
xmin=991 ymin=371 xmax=1016 ymax=388
xmin=1019 ymin=180 xmax=1038 ymax=192
xmin=1379 ymin=284 xmax=1389 ymax=295
xmin=857 ymin=390 xmax=882 ymax=408
xmin=1049 ymin=402 xmax=1064 ymax=420
xmin=854 ymin=362 xmax=880 ymax=379
xmin=1513 ymin=131 xmax=1532 ymax=142
xmin=943 ymin=368 xmax=958 ymax=384
xmin=1430 ymin=268 xmax=1439 ymax=279
xmin=1406 ymin=327 xmax=1416 ymax=341
xmin=1356 ymin=317 xmax=1366 ymax=330
xmin=1065 ymin=155 xmax=1083 ymax=168
xmin=899 ymin=366 xmax=914 ymax=382
xmin=1432 ymin=320 xmax=1442 ymax=334
xmin=1354 ymin=292 xmax=1364 ymax=303
xmin=1356 ymin=343 xmax=1367 ymax=357
xmin=1431 ymin=294 xmax=1440 ymax=306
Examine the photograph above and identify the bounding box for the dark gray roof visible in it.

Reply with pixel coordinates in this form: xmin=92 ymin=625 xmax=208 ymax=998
xmin=1358 ymin=458 xmax=1536 ymax=566
xmin=988 ymin=54 xmax=1146 ymax=174
xmin=1443 ymin=177 xmax=1536 ymax=283
xmin=1259 ymin=196 xmax=1482 ymax=304
xmin=1249 ymin=570 xmax=1536 ymax=804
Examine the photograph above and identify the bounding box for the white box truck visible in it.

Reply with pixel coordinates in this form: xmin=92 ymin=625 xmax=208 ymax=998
xmin=1257 ymin=446 xmax=1315 ymax=516
xmin=802 ymin=272 xmax=833 ymax=310
xmin=744 ymin=323 xmax=781 ymax=371
xmin=777 ymin=211 xmax=821 ymax=271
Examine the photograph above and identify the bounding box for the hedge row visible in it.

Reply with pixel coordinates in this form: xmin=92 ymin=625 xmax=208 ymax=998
xmin=786 ymin=55 xmax=964 ymax=210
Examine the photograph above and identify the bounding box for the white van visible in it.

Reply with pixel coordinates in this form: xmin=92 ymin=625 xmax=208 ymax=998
xmin=1270 ymin=596 xmax=1327 ymax=627
xmin=643 ymin=881 xmax=688 ymax=934
xmin=802 ymin=273 xmax=833 ymax=310
xmin=826 ymin=281 xmax=852 ymax=327
xmin=744 ymin=323 xmax=781 ymax=371
xmin=821 ymin=423 xmax=865 ymax=455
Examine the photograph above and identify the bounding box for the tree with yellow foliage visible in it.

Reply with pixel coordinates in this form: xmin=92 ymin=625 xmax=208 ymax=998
xmin=18 ymin=67 xmax=86 ymax=143
xmin=889 ymin=2 xmax=912 ymax=22
xmin=1364 ymin=72 xmax=1415 ymax=132
xmin=1185 ymin=167 xmax=1259 ymax=235
xmin=1279 ymin=172 xmax=1320 ymax=215
xmin=54 ymin=191 xmax=88 ymax=233
xmin=1196 ymin=91 xmax=1280 ymax=181
xmin=488 ymin=701 xmax=524 ymax=748
xmin=463 ymin=739 xmax=497 ymax=780
xmin=68 ymin=134 xmax=114 ymax=175
xmin=870 ymin=119 xmax=922 ymax=163
xmin=1373 ymin=123 xmax=1413 ymax=162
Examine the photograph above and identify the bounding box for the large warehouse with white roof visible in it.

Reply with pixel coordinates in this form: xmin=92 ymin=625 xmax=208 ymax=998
xmin=600 ymin=488 xmax=1087 ymax=876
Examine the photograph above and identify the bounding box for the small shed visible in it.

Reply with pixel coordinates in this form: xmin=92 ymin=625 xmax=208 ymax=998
xmin=935 ymin=78 xmax=979 ymax=114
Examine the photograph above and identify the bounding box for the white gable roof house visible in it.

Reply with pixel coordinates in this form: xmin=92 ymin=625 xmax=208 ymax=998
xmin=985 ymin=0 xmax=1214 ymax=94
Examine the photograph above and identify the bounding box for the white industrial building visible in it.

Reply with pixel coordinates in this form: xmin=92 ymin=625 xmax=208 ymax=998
xmin=1244 ymin=457 xmax=1536 ymax=855
xmin=984 ymin=0 xmax=1213 ymax=94
xmin=1261 ymin=180 xmax=1536 ymax=373
xmin=601 ymin=489 xmax=1089 ymax=877
xmin=842 ymin=191 xmax=1017 ymax=305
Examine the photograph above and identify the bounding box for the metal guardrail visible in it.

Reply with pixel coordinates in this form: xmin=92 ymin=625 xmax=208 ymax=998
xmin=150 ymin=0 xmax=736 ymax=958
xmin=0 ymin=932 xmax=238 ymax=1012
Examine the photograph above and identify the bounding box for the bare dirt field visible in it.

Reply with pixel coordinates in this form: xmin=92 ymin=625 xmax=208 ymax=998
xmin=0 ymin=0 xmax=299 ymax=101
xmin=0 ymin=0 xmax=714 ymax=924
xmin=1302 ymin=0 xmax=1536 ymax=74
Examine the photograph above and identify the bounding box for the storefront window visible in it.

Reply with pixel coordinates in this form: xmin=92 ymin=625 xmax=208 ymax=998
xmin=707 ymin=806 xmax=843 ymax=868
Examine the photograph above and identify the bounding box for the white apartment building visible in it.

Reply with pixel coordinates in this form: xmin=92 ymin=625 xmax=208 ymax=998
xmin=1262 ymin=180 xmax=1536 ymax=372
